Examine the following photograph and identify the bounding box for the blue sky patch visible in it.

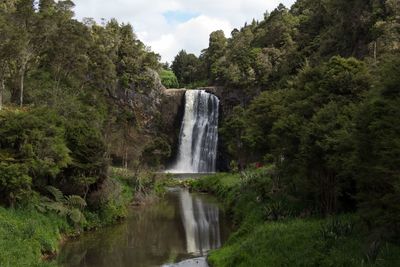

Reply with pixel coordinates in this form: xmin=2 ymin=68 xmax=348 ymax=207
xmin=163 ymin=10 xmax=199 ymax=24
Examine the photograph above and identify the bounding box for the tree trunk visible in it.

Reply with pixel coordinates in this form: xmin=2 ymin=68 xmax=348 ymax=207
xmin=20 ymin=66 xmax=25 ymax=107
xmin=0 ymin=78 xmax=4 ymax=110
xmin=124 ymin=148 xmax=128 ymax=169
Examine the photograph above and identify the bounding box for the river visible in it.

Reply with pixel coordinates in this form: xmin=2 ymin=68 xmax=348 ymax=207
xmin=57 ymin=188 xmax=231 ymax=267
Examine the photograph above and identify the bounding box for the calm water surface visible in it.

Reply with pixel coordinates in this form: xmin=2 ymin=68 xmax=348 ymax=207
xmin=57 ymin=188 xmax=231 ymax=267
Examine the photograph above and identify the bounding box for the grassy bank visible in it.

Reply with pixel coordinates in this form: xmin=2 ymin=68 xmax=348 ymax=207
xmin=0 ymin=168 xmax=141 ymax=267
xmin=0 ymin=208 xmax=68 ymax=267
xmin=191 ymin=169 xmax=400 ymax=267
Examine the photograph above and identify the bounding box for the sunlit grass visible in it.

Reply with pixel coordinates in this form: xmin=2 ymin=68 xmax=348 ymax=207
xmin=0 ymin=207 xmax=69 ymax=267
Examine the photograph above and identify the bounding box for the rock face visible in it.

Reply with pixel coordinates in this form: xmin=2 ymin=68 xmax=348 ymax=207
xmin=131 ymin=68 xmax=165 ymax=131
xmin=117 ymin=81 xmax=249 ymax=171
xmin=160 ymin=88 xmax=186 ymax=132
xmin=104 ymin=68 xmax=170 ymax=168
xmin=162 ymin=257 xmax=209 ymax=267
xmin=159 ymin=88 xmax=186 ymax=167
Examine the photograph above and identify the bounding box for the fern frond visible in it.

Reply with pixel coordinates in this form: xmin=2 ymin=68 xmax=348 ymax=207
xmin=68 ymin=208 xmax=86 ymax=224
xmin=66 ymin=195 xmax=87 ymax=209
xmin=45 ymin=202 xmax=69 ymax=216
xmin=46 ymin=186 xmax=65 ymax=203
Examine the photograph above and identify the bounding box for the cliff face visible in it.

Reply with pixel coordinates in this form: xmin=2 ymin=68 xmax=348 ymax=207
xmin=108 ymin=78 xmax=245 ymax=171
xmin=160 ymin=89 xmax=186 ymax=134
xmin=159 ymin=88 xmax=186 ymax=167
xmin=105 ymin=69 xmax=175 ymax=169
xmin=131 ymin=69 xmax=165 ymax=131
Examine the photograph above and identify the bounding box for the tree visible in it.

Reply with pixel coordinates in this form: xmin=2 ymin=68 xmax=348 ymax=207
xmin=203 ymin=30 xmax=227 ymax=81
xmin=220 ymin=106 xmax=250 ymax=170
xmin=11 ymin=0 xmax=37 ymax=107
xmin=171 ymin=50 xmax=201 ymax=86
xmin=0 ymin=6 xmax=15 ymax=110
xmin=353 ymin=56 xmax=400 ymax=240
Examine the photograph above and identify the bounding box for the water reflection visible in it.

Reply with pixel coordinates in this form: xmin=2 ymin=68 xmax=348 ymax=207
xmin=58 ymin=188 xmax=230 ymax=267
xmin=180 ymin=190 xmax=221 ymax=254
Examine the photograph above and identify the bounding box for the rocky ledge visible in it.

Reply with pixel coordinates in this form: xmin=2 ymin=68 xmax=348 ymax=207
xmin=162 ymin=257 xmax=209 ymax=267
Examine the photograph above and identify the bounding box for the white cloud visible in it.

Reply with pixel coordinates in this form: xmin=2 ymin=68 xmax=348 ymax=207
xmin=73 ymin=0 xmax=296 ymax=62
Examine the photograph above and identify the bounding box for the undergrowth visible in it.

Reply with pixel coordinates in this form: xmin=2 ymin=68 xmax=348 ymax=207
xmin=0 ymin=167 xmax=140 ymax=266
xmin=190 ymin=168 xmax=400 ymax=267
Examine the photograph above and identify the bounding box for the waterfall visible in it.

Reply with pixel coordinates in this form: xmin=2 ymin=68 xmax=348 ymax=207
xmin=179 ymin=190 xmax=221 ymax=255
xmin=169 ymin=90 xmax=219 ymax=173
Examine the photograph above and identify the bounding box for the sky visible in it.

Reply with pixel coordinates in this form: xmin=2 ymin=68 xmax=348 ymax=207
xmin=73 ymin=0 xmax=296 ymax=63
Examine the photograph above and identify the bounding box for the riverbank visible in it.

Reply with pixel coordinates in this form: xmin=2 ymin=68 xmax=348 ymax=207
xmin=57 ymin=186 xmax=231 ymax=267
xmin=0 ymin=168 xmax=158 ymax=267
xmin=190 ymin=169 xmax=400 ymax=267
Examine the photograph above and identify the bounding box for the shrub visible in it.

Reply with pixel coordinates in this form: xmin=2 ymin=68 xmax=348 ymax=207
xmin=159 ymin=69 xmax=179 ymax=88
xmin=0 ymin=109 xmax=70 ymax=205
xmin=0 ymin=163 xmax=32 ymax=207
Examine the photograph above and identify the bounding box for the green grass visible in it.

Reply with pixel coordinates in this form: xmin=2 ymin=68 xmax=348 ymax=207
xmin=208 ymin=217 xmax=400 ymax=267
xmin=0 ymin=207 xmax=69 ymax=267
xmin=0 ymin=168 xmax=137 ymax=266
xmin=191 ymin=169 xmax=400 ymax=267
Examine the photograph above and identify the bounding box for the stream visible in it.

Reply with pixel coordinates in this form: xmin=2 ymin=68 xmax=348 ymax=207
xmin=57 ymin=188 xmax=231 ymax=267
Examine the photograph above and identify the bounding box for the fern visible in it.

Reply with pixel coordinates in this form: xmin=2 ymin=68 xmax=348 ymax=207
xmin=37 ymin=186 xmax=87 ymax=226
xmin=68 ymin=208 xmax=87 ymax=224
xmin=45 ymin=202 xmax=69 ymax=216
xmin=66 ymin=195 xmax=87 ymax=209
xmin=45 ymin=186 xmax=64 ymax=203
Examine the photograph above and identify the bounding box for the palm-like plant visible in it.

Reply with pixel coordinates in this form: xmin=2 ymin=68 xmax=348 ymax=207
xmin=37 ymin=186 xmax=87 ymax=225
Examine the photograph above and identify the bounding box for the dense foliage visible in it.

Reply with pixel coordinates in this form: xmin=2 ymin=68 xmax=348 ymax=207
xmin=0 ymin=3 xmax=167 ymax=264
xmin=172 ymin=0 xmax=400 ymax=249
xmin=159 ymin=69 xmax=179 ymax=88
xmin=192 ymin=170 xmax=400 ymax=267
xmin=0 ymin=0 xmax=164 ymax=206
xmin=0 ymin=0 xmax=399 ymax=265
xmin=173 ymin=0 xmax=399 ymax=89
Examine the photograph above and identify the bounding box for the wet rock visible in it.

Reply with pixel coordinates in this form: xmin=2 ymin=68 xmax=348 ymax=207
xmin=162 ymin=257 xmax=209 ymax=267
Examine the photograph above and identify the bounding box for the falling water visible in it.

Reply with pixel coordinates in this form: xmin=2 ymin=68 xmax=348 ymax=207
xmin=169 ymin=90 xmax=219 ymax=173
xmin=179 ymin=190 xmax=221 ymax=255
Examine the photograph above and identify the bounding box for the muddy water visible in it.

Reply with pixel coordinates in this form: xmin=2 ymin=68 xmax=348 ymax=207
xmin=57 ymin=188 xmax=231 ymax=267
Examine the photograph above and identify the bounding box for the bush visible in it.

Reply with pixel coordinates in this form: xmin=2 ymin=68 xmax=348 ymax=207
xmin=0 ymin=163 xmax=32 ymax=207
xmin=140 ymin=137 xmax=171 ymax=168
xmin=0 ymin=109 xmax=71 ymax=205
xmin=159 ymin=69 xmax=179 ymax=88
xmin=60 ymin=119 xmax=107 ymax=195
xmin=86 ymin=170 xmax=134 ymax=228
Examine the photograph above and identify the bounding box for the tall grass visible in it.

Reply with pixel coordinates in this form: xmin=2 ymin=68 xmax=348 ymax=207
xmin=0 ymin=207 xmax=69 ymax=267
xmin=191 ymin=169 xmax=400 ymax=267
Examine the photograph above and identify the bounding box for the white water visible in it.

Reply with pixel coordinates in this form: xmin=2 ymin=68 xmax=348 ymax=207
xmin=168 ymin=90 xmax=219 ymax=173
xmin=179 ymin=190 xmax=221 ymax=255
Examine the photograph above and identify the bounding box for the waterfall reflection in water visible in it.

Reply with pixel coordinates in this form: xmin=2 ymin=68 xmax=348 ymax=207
xmin=57 ymin=188 xmax=230 ymax=267
xmin=179 ymin=190 xmax=221 ymax=255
